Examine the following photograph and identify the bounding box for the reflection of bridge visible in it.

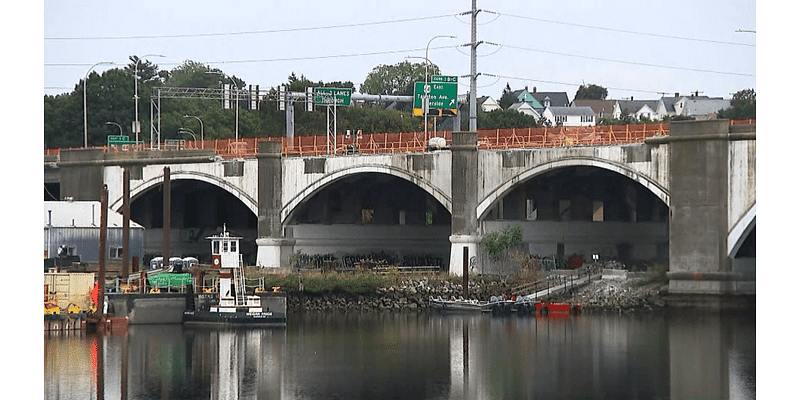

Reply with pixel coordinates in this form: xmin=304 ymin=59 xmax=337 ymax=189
xmin=47 ymin=119 xmax=755 ymax=300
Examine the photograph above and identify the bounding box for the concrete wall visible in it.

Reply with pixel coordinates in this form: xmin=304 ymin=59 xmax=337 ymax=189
xmin=482 ymin=220 xmax=668 ymax=264
xmin=288 ymin=224 xmax=451 ymax=263
xmin=59 ymin=148 xmax=105 ymax=201
xmin=666 ymin=120 xmax=756 ymax=296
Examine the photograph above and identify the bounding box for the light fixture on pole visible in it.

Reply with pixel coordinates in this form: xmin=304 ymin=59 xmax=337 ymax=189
xmin=179 ymin=128 xmax=197 ymax=142
xmin=84 ymin=61 xmax=115 ymax=148
xmin=105 ymin=121 xmax=123 ymax=136
xmin=183 ymin=115 xmax=204 ymax=148
xmin=134 ymin=54 xmax=165 ymax=147
xmin=423 ymin=35 xmax=456 ymax=137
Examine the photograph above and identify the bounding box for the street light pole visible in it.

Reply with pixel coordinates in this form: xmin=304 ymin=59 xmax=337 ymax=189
xmin=179 ymin=128 xmax=197 ymax=143
xmin=183 ymin=115 xmax=204 ymax=148
xmin=134 ymin=54 xmax=165 ymax=147
xmin=424 ymin=35 xmax=456 ymax=138
xmin=84 ymin=61 xmax=114 ymax=148
xmin=106 ymin=121 xmax=123 ymax=136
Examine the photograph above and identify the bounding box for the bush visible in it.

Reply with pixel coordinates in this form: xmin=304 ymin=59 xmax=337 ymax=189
xmin=245 ymin=269 xmax=393 ymax=295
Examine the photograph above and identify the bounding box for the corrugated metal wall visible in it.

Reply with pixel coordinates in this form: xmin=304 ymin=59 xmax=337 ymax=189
xmin=44 ymin=226 xmax=144 ymax=263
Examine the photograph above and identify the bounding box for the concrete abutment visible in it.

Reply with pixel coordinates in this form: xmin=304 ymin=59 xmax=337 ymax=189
xmin=665 ymin=120 xmax=755 ymax=297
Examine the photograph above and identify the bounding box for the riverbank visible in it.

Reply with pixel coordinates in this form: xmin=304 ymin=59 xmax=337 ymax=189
xmin=284 ymin=273 xmax=668 ymax=313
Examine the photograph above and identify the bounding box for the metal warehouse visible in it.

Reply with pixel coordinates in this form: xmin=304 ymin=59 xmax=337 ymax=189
xmin=44 ymin=200 xmax=145 ymax=265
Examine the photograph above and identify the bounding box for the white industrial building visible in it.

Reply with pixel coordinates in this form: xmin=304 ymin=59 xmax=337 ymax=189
xmin=44 ymin=200 xmax=145 ymax=266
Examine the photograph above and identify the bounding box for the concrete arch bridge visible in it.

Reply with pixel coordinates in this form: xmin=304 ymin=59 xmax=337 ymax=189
xmin=49 ymin=120 xmax=755 ymax=299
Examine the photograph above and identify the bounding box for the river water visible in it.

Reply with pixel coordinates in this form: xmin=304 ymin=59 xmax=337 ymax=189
xmin=44 ymin=311 xmax=754 ymax=399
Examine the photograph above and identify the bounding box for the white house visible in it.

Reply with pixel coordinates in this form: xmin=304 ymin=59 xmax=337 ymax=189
xmin=612 ymin=100 xmax=661 ymax=121
xmin=673 ymin=95 xmax=731 ymax=120
xmin=508 ymin=102 xmax=541 ymax=119
xmin=477 ymin=96 xmax=501 ymax=112
xmin=542 ymin=106 xmax=596 ymax=127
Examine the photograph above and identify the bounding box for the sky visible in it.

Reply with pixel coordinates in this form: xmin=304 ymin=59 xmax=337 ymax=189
xmin=43 ymin=0 xmax=756 ymax=101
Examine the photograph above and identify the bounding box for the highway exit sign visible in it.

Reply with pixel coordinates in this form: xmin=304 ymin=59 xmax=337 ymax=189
xmin=413 ymin=75 xmax=458 ymax=116
xmin=314 ymin=87 xmax=352 ymax=106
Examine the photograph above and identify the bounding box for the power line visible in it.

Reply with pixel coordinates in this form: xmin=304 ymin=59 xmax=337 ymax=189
xmin=44 ymin=14 xmax=454 ymax=40
xmin=485 ymin=10 xmax=755 ymax=47
xmin=486 ymin=42 xmax=754 ymax=77
xmin=44 ymin=45 xmax=459 ymax=68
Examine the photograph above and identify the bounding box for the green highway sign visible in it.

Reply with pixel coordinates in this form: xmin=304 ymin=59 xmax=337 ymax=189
xmin=431 ymin=75 xmax=458 ymax=83
xmin=413 ymin=75 xmax=458 ymax=115
xmin=107 ymin=135 xmax=130 ymax=145
xmin=314 ymin=87 xmax=352 ymax=106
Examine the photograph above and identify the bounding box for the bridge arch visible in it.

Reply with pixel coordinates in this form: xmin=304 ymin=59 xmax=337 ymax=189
xmin=110 ymin=170 xmax=258 ymax=216
xmin=477 ymin=157 xmax=670 ymax=220
xmin=282 ymin=164 xmax=451 ymax=225
xmin=728 ymin=203 xmax=755 ymax=258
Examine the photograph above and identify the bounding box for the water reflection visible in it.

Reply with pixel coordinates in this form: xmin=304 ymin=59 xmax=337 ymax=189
xmin=44 ymin=312 xmax=755 ymax=399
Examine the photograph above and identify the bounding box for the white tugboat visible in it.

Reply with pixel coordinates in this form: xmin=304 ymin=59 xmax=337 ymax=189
xmin=183 ymin=226 xmax=286 ymax=326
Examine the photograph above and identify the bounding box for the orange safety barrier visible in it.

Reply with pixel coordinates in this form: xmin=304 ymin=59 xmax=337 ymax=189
xmin=44 ymin=120 xmax=754 ymax=159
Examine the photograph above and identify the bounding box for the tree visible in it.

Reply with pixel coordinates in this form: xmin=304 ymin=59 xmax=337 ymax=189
xmin=476 ymin=108 xmax=540 ymax=130
xmin=574 ymin=84 xmax=608 ymax=100
xmin=719 ymin=88 xmax=756 ymax=120
xmin=481 ymin=225 xmax=523 ymax=261
xmin=360 ymin=60 xmax=436 ymax=96
xmin=498 ymin=83 xmax=516 ymax=109
xmin=481 ymin=225 xmax=524 ymax=278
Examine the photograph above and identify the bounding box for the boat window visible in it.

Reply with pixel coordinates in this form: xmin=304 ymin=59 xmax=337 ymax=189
xmin=212 ymin=240 xmax=220 ymax=255
xmin=230 ymin=240 xmax=237 ymax=253
xmin=223 ymin=240 xmax=229 ymax=253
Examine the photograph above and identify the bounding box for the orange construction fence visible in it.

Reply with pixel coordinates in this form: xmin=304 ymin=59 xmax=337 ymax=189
xmin=44 ymin=120 xmax=754 ymax=159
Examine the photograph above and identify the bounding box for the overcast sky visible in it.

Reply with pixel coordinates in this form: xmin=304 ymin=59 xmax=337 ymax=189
xmin=43 ymin=0 xmax=756 ymax=101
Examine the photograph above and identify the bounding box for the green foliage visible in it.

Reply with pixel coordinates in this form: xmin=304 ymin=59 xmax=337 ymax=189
xmin=360 ymin=60 xmax=436 ymax=96
xmin=719 ymin=88 xmax=756 ymax=120
xmin=246 ymin=269 xmax=393 ymax=295
xmin=481 ymin=225 xmax=523 ymax=261
xmin=498 ymin=83 xmax=516 ymax=109
xmin=574 ymin=84 xmax=608 ymax=100
xmin=45 ymin=57 xmax=578 ymax=149
xmin=475 ymin=108 xmax=541 ymax=130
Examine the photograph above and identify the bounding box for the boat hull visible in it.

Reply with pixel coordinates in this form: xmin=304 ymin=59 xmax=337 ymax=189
xmin=536 ymin=302 xmax=581 ymax=314
xmin=183 ymin=309 xmax=286 ymax=326
xmin=428 ymin=299 xmax=488 ymax=313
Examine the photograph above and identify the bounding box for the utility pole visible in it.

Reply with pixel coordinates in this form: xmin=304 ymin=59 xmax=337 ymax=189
xmin=469 ymin=0 xmax=479 ymax=132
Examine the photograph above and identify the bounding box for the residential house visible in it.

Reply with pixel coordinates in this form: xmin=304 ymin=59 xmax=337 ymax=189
xmin=671 ymin=93 xmax=731 ymax=120
xmin=541 ymin=106 xmax=596 ymax=127
xmin=508 ymin=89 xmax=544 ymax=109
xmin=508 ymin=102 xmax=541 ymax=119
xmin=571 ymin=99 xmax=616 ymax=121
xmin=612 ymin=99 xmax=661 ymax=121
xmin=529 ymin=89 xmax=571 ymax=110
xmin=477 ymin=96 xmax=501 ymax=112
xmin=44 ymin=200 xmax=145 ymax=265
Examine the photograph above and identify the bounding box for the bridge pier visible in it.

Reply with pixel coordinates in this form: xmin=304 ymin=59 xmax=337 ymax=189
xmin=449 ymin=132 xmax=480 ymax=276
xmin=256 ymin=140 xmax=295 ymax=268
xmin=58 ymin=148 xmax=105 ymax=201
xmin=666 ymin=120 xmax=755 ymax=300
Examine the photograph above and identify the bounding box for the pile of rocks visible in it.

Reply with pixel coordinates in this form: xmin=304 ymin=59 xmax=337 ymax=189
xmin=286 ymin=277 xmax=499 ymax=312
xmin=285 ymin=274 xmax=668 ymax=313
xmin=548 ymin=275 xmax=668 ymax=314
